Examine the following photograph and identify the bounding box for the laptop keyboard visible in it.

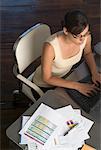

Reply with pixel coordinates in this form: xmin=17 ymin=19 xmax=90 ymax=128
xmin=65 ymin=75 xmax=101 ymax=113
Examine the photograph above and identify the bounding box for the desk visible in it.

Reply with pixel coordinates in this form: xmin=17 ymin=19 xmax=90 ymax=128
xmin=6 ymin=88 xmax=100 ymax=149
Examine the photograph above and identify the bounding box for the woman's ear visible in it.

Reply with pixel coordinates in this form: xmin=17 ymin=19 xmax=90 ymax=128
xmin=63 ymin=27 xmax=68 ymax=35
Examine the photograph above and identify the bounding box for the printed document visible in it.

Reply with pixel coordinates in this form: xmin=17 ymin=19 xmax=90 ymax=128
xmin=19 ymin=103 xmax=65 ymax=149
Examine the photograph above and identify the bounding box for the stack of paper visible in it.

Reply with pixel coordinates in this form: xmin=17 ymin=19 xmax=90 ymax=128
xmin=19 ymin=103 xmax=94 ymax=150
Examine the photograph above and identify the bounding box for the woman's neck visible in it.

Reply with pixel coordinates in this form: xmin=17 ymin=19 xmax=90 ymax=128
xmin=62 ymin=32 xmax=76 ymax=46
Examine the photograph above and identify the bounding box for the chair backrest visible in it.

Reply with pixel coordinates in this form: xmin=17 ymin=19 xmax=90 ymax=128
xmin=14 ymin=23 xmax=51 ymax=73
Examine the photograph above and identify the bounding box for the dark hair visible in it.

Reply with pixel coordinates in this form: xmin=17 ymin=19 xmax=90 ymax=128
xmin=63 ymin=10 xmax=88 ymax=35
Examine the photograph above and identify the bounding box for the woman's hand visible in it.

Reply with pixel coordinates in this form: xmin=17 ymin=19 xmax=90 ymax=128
xmin=76 ymin=82 xmax=99 ymax=97
xmin=92 ymin=72 xmax=101 ymax=86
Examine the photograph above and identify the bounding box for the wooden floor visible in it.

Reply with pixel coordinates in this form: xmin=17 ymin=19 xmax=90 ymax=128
xmin=0 ymin=0 xmax=100 ymax=149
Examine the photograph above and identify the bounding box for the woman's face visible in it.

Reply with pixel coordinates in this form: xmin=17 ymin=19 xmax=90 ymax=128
xmin=65 ymin=25 xmax=90 ymax=45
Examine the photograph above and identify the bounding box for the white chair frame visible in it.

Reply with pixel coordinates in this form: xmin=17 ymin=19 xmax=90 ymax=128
xmin=13 ymin=23 xmax=51 ymax=102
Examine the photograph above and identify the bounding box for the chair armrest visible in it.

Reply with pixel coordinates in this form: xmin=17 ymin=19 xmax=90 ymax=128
xmin=13 ymin=64 xmax=19 ymax=77
xmin=17 ymin=74 xmax=44 ymax=96
xmin=13 ymin=64 xmax=44 ymax=96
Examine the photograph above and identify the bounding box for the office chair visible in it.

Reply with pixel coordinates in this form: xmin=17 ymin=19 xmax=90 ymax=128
xmin=13 ymin=23 xmax=51 ymax=102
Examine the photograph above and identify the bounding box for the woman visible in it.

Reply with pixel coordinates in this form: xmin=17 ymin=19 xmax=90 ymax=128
xmin=33 ymin=10 xmax=100 ymax=97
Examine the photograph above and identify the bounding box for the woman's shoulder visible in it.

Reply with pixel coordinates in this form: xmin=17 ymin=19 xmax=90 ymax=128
xmin=46 ymin=31 xmax=62 ymax=43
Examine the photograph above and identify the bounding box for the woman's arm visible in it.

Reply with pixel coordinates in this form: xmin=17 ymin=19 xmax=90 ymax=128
xmin=84 ymin=35 xmax=101 ymax=84
xmin=84 ymin=35 xmax=97 ymax=76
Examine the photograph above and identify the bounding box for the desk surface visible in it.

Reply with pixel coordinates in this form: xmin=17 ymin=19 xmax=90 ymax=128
xmin=6 ymin=88 xmax=100 ymax=149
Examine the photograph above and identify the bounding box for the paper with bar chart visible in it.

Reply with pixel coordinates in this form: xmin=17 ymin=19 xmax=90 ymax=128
xmin=25 ymin=115 xmax=57 ymax=145
xmin=19 ymin=103 xmax=64 ymax=148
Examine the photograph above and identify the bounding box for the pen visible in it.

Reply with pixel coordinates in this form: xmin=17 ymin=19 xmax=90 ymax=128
xmin=64 ymin=123 xmax=78 ymax=136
